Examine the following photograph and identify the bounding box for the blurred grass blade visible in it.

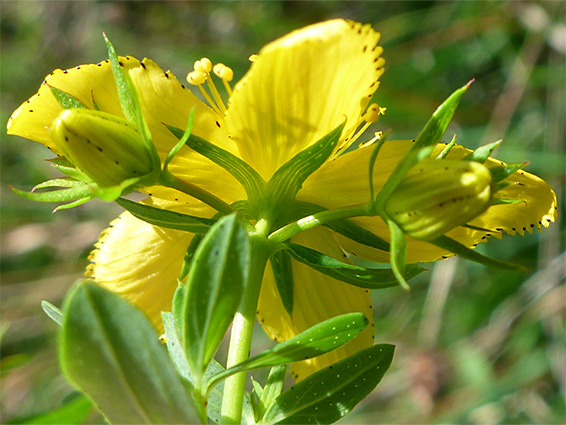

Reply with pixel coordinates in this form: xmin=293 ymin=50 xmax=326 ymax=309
xmin=41 ymin=301 xmax=63 ymax=326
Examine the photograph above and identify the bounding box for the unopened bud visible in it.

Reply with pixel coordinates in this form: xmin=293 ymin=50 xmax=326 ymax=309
xmin=384 ymin=159 xmax=494 ymax=241
xmin=50 ymin=109 xmax=153 ymax=188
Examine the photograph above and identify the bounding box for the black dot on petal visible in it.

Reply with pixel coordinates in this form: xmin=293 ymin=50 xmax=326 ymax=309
xmin=118 ymin=62 xmax=124 ymax=67
xmin=141 ymin=62 xmax=146 ymax=69
xmin=164 ymin=72 xmax=169 ymax=78
xmin=62 ymin=70 xmax=68 ymax=74
xmin=97 ymin=63 xmax=102 ymax=66
xmin=29 ymin=109 xmax=33 ymax=112
xmin=215 ymin=121 xmax=221 ymax=128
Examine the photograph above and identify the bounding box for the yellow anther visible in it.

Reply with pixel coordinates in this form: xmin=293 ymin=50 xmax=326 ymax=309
xmin=249 ymin=54 xmax=259 ymax=62
xmin=187 ymin=70 xmax=207 ymax=85
xmin=194 ymin=57 xmax=212 ymax=73
xmin=158 ymin=334 xmax=167 ymax=344
xmin=362 ymin=103 xmax=386 ymax=123
xmin=213 ymin=63 xmax=234 ymax=82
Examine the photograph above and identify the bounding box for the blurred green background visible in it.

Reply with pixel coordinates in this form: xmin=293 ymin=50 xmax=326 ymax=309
xmin=1 ymin=1 xmax=564 ymax=424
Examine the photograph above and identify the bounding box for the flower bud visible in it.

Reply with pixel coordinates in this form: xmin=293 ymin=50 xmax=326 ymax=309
xmin=50 ymin=109 xmax=154 ymax=188
xmin=384 ymin=159 xmax=494 ymax=241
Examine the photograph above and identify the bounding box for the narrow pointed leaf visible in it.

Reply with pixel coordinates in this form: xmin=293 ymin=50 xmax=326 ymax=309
xmin=284 ymin=243 xmax=423 ymax=289
xmin=49 ymin=86 xmax=88 ymax=110
xmin=490 ymin=162 xmax=526 ymax=182
xmin=257 ymin=365 xmax=287 ymax=421
xmin=436 ymin=135 xmax=457 ymax=159
xmin=41 ymin=301 xmax=63 ymax=326
xmin=263 ymin=344 xmax=395 ymax=424
xmin=115 ymin=197 xmax=214 ymax=233
xmin=388 ymin=219 xmax=410 ymax=290
xmin=270 ymin=250 xmax=294 ymax=316
xmin=180 ymin=234 xmax=204 ymax=280
xmin=377 ymin=82 xmax=471 ymax=210
xmin=33 ymin=178 xmax=86 ymax=190
xmin=164 ymin=108 xmax=194 ymax=172
xmin=167 ymin=125 xmax=265 ymax=200
xmin=463 ymin=140 xmax=502 ymax=163
xmin=11 ymin=185 xmax=93 ymax=203
xmin=206 ymin=313 xmax=369 ymax=392
xmin=60 ymin=282 xmax=200 ymax=424
xmin=430 ymin=235 xmax=528 ymax=271
xmin=183 ymin=214 xmax=250 ymax=382
xmin=267 ymin=122 xmax=345 ymax=202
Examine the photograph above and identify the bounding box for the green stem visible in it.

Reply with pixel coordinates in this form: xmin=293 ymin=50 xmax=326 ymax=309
xmin=220 ymin=220 xmax=273 ymax=424
xmin=268 ymin=203 xmax=370 ymax=243
xmin=159 ymin=172 xmax=233 ymax=215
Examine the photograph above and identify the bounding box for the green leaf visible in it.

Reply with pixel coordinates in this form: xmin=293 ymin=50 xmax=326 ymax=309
xmin=183 ymin=214 xmax=250 ymax=383
xmin=388 ymin=219 xmax=410 ymax=290
xmin=435 ymin=134 xmax=457 ymax=159
xmin=463 ymin=140 xmax=502 ymax=163
xmin=41 ymin=300 xmax=63 ymax=326
xmin=60 ymin=282 xmax=200 ymax=424
xmin=180 ymin=234 xmax=204 ymax=280
xmin=267 ymin=122 xmax=345 ymax=203
xmin=430 ymin=235 xmax=528 ymax=271
xmin=10 ymin=185 xmax=94 ymax=203
xmin=6 ymin=394 xmax=92 ymax=425
xmin=263 ymin=344 xmax=395 ymax=424
xmin=376 ymin=81 xmax=471 ymax=211
xmin=490 ymin=162 xmax=526 ymax=182
xmin=284 ymin=243 xmax=423 ymax=289
xmin=164 ymin=108 xmax=194 ymax=172
xmin=161 ymin=312 xmax=254 ymax=425
xmin=205 ymin=313 xmax=369 ymax=393
xmin=49 ymin=86 xmax=88 ymax=110
xmin=115 ymin=197 xmax=214 ymax=233
xmin=167 ymin=125 xmax=265 ymax=201
xmin=270 ymin=250 xmax=294 ymax=316
xmin=257 ymin=365 xmax=286 ymax=421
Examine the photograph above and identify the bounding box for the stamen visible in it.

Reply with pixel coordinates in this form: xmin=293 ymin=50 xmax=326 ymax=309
xmin=206 ymin=73 xmax=227 ymax=114
xmin=194 ymin=57 xmax=212 ymax=74
xmin=335 ymin=103 xmax=386 ymax=157
xmin=213 ymin=63 xmax=234 ymax=96
xmin=186 ymin=70 xmax=220 ymax=115
xmin=359 ymin=131 xmax=383 ymax=148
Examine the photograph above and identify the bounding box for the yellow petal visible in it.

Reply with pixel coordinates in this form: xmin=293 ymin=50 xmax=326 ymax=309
xmin=7 ymin=56 xmax=238 ymax=156
xmin=86 ymin=205 xmax=194 ymax=328
xmin=257 ymin=226 xmax=374 ymax=381
xmin=226 ymin=19 xmax=384 ymax=180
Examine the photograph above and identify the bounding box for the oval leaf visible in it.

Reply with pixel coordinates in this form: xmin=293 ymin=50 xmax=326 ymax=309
xmin=263 ymin=344 xmax=395 ymax=424
xmin=183 ymin=214 xmax=250 ymax=382
xmin=60 ymin=282 xmax=200 ymax=424
xmin=206 ymin=312 xmax=369 ymax=392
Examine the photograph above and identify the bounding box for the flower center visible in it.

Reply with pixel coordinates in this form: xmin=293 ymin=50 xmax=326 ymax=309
xmin=186 ymin=57 xmax=234 ymax=115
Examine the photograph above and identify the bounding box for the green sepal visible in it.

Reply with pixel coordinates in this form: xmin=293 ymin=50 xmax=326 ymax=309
xmin=388 ymin=219 xmax=410 ymax=290
xmin=41 ymin=300 xmax=63 ymax=326
xmin=256 ymin=365 xmax=287 ymax=421
xmin=205 ymin=313 xmax=369 ymax=394
xmin=103 ymin=34 xmax=160 ymax=171
xmin=10 ymin=184 xmax=94 ymax=203
xmin=33 ymin=178 xmax=87 ymax=190
xmin=49 ymin=86 xmax=88 ymax=110
xmin=164 ymin=108 xmax=194 ymax=173
xmin=167 ymin=125 xmax=265 ymax=200
xmin=49 ymin=159 xmax=92 ymax=182
xmin=283 ymin=243 xmax=424 ymax=289
xmin=270 ymin=250 xmax=294 ymax=317
xmin=368 ymin=137 xmax=387 ymax=204
xmin=115 ymin=197 xmax=214 ymax=233
xmin=263 ymin=344 xmax=395 ymax=424
xmin=266 ymin=121 xmax=345 ymax=205
xmin=430 ymin=235 xmax=528 ymax=271
xmin=490 ymin=198 xmax=523 ymax=206
xmin=490 ymin=162 xmax=526 ymax=182
xmin=463 ymin=140 xmax=502 ymax=163
xmin=376 ymin=81 xmax=471 ymax=211
xmin=436 ymin=134 xmax=457 ymax=159
xmin=180 ymin=234 xmax=204 ymax=280
xmin=60 ymin=282 xmax=200 ymax=424
xmin=495 ymin=180 xmax=512 ymax=191
xmin=53 ymin=197 xmax=93 ymax=212
xmin=183 ymin=214 xmax=250 ymax=384
xmin=6 ymin=394 xmax=93 ymax=425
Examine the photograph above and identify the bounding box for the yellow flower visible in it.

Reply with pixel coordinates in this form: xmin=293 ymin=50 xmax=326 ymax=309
xmin=7 ymin=20 xmax=557 ymax=380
